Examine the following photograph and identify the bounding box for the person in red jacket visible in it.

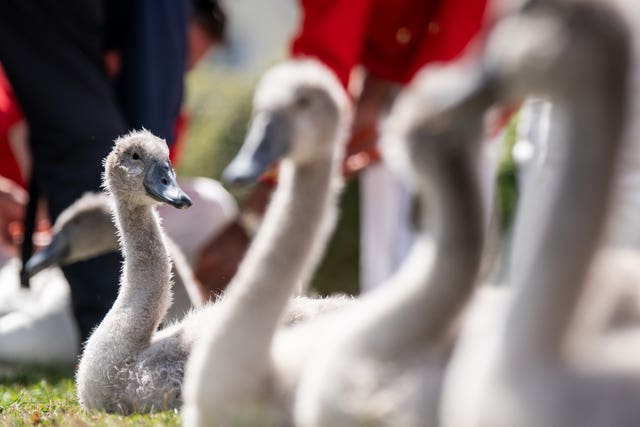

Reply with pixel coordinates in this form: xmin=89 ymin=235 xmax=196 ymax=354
xmin=195 ymin=0 xmax=490 ymax=295
xmin=0 ymin=65 xmax=28 ymax=262
xmin=0 ymin=66 xmax=28 ymax=189
xmin=291 ymin=0 xmax=489 ymax=291
xmin=292 ymin=0 xmax=487 ymax=88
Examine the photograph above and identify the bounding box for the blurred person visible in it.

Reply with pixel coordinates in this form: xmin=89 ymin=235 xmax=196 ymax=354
xmin=0 ymin=65 xmax=27 ymax=265
xmin=195 ymin=0 xmax=492 ymax=294
xmin=189 ymin=0 xmax=227 ymax=69
xmin=0 ymin=0 xmax=238 ymax=366
xmin=0 ymin=64 xmax=54 ymax=270
xmin=0 ymin=65 xmax=29 ymax=190
xmin=105 ymin=0 xmax=238 ymax=272
xmin=0 ymin=0 xmax=189 ymax=344
xmin=104 ymin=0 xmax=189 ymax=156
xmin=0 ymin=0 xmax=127 ymax=343
xmin=155 ymin=0 xmax=239 ymax=274
xmin=0 ymin=176 xmax=26 ymax=265
xmin=291 ymin=0 xmax=493 ymax=291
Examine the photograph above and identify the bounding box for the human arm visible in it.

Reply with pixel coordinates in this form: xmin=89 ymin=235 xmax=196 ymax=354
xmin=0 ymin=175 xmax=27 ymax=255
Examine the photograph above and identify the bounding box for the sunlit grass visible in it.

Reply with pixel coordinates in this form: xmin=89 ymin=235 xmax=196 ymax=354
xmin=0 ymin=365 xmax=181 ymax=426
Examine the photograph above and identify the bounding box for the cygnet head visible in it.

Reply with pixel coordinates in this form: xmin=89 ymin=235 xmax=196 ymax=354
xmin=381 ymin=61 xmax=491 ymax=186
xmin=223 ymin=59 xmax=351 ymax=183
xmin=103 ymin=129 xmax=193 ymax=209
xmin=25 ymin=192 xmax=116 ymax=278
xmin=483 ymin=0 xmax=630 ymax=103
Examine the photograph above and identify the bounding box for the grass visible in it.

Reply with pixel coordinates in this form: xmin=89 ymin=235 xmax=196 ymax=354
xmin=0 ymin=365 xmax=181 ymax=426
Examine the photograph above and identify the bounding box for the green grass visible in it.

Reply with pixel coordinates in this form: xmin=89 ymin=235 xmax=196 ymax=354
xmin=0 ymin=365 xmax=181 ymax=426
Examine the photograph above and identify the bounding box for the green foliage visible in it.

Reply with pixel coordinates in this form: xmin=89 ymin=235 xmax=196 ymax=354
xmin=495 ymin=115 xmax=520 ymax=231
xmin=178 ymin=63 xmax=256 ymax=201
xmin=312 ymin=180 xmax=361 ymax=296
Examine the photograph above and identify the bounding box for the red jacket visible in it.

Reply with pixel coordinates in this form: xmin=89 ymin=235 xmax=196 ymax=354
xmin=0 ymin=66 xmax=26 ymax=188
xmin=291 ymin=0 xmax=489 ymax=88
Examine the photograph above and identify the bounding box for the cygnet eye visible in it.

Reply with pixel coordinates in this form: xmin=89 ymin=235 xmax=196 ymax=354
xmin=296 ymin=95 xmax=311 ymax=109
xmin=132 ymin=152 xmax=141 ymax=160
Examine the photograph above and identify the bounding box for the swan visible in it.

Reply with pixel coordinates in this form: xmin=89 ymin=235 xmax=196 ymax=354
xmin=77 ymin=117 xmax=352 ymax=411
xmin=24 ymin=191 xmax=203 ymax=322
xmin=438 ymin=1 xmax=640 ymax=426
xmin=181 ymin=58 xmax=352 ymax=426
xmin=0 ymin=195 xmax=119 ymax=366
xmin=0 ymin=258 xmax=78 ymax=365
xmin=292 ymin=60 xmax=491 ymax=427
xmin=0 ymin=172 xmax=237 ymax=366
xmin=181 ymin=55 xmax=492 ymax=426
xmin=0 ymin=189 xmax=205 ymax=366
xmin=76 ymin=129 xmax=193 ymax=413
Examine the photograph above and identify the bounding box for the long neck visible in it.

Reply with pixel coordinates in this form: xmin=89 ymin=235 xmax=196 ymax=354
xmin=211 ymin=154 xmax=340 ymax=359
xmin=102 ymin=201 xmax=172 ymax=348
xmin=359 ymin=138 xmax=485 ymax=356
xmin=504 ymin=74 xmax=629 ymax=365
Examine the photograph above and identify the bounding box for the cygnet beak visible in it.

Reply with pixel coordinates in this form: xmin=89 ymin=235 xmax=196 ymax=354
xmin=222 ymin=113 xmax=290 ymax=184
xmin=24 ymin=233 xmax=71 ymax=278
xmin=144 ymin=161 xmax=193 ymax=209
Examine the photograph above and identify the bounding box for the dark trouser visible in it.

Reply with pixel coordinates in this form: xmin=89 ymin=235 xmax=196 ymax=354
xmin=0 ymin=0 xmax=125 ymax=343
xmin=108 ymin=0 xmax=189 ymax=143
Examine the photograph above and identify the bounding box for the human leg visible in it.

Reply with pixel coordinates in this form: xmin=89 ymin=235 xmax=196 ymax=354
xmin=0 ymin=0 xmax=127 ymax=342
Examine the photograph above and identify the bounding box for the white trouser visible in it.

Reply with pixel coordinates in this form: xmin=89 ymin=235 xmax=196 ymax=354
xmin=359 ymin=162 xmax=415 ymax=292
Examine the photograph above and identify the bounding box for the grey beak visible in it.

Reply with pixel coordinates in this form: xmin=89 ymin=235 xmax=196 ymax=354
xmin=222 ymin=113 xmax=290 ymax=184
xmin=24 ymin=233 xmax=71 ymax=278
xmin=144 ymin=161 xmax=193 ymax=209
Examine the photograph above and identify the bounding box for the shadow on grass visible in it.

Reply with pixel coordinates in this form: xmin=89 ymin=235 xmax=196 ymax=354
xmin=0 ymin=364 xmax=74 ymax=387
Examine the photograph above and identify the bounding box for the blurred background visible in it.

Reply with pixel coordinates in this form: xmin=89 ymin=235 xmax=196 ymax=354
xmin=181 ymin=61 xmax=518 ymax=296
xmin=181 ymin=60 xmax=362 ymax=296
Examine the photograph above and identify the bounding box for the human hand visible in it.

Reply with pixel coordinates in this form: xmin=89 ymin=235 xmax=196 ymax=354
xmin=0 ymin=176 xmax=27 ymax=255
xmin=342 ymin=73 xmax=400 ymax=179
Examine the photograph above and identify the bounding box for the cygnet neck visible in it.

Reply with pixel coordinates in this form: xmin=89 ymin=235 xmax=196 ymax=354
xmin=212 ymin=153 xmax=339 ymax=360
xmin=110 ymin=198 xmax=172 ymax=345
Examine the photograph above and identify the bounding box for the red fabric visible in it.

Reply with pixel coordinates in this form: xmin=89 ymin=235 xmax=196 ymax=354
xmin=0 ymin=66 xmax=26 ymax=188
xmin=291 ymin=0 xmax=489 ymax=87
xmin=170 ymin=109 xmax=188 ymax=166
